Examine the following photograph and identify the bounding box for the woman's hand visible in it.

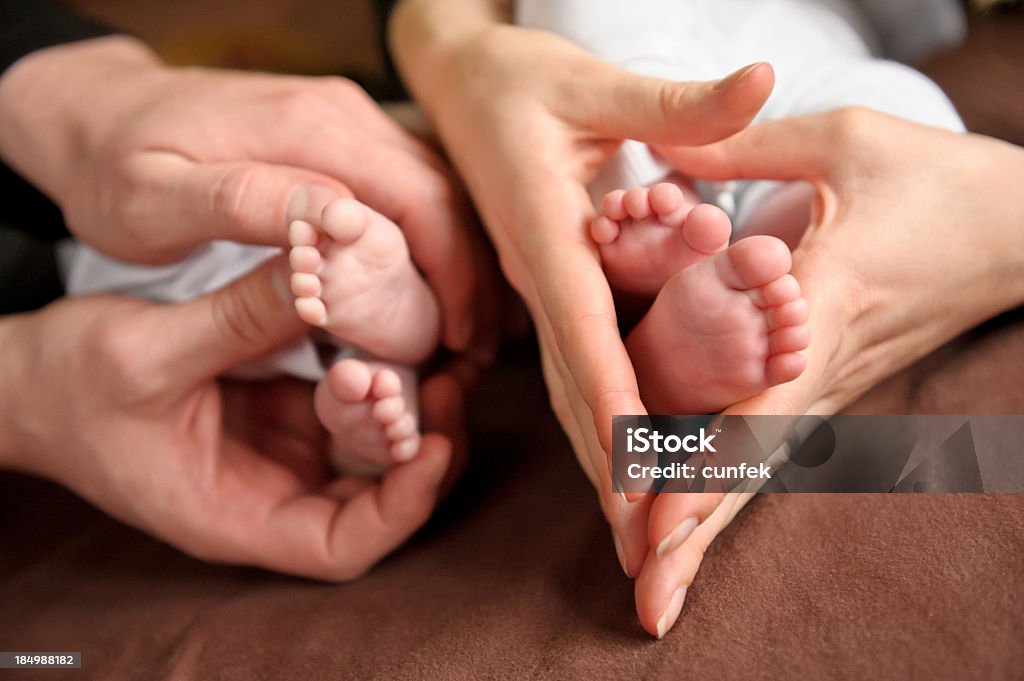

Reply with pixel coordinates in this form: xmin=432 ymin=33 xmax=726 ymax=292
xmin=390 ymin=0 xmax=774 ymax=590
xmin=0 ymin=35 xmax=490 ymax=355
xmin=635 ymin=109 xmax=1024 ymax=637
xmin=0 ymin=260 xmax=461 ymax=580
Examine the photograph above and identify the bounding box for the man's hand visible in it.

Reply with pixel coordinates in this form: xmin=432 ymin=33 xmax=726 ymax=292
xmin=0 ymin=259 xmax=458 ymax=579
xmin=0 ymin=35 xmax=491 ymax=354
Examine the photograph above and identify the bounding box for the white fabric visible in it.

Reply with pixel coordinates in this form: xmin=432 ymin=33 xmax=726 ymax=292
xmin=65 ymin=0 xmax=968 ymax=380
xmin=516 ymin=0 xmax=966 ymax=227
xmin=64 ymin=241 xmax=328 ymax=381
xmin=857 ymin=0 xmax=966 ymax=63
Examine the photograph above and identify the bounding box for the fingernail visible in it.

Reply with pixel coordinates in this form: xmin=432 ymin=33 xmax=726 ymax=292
xmin=655 ymin=516 xmax=698 ymax=559
xmin=286 ymin=184 xmax=340 ymax=224
xmin=612 ymin=532 xmax=631 ymax=577
xmin=656 ymin=587 xmax=687 ymax=639
xmin=713 ymin=62 xmax=765 ymax=91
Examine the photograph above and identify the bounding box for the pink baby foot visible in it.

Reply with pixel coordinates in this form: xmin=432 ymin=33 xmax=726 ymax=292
xmin=315 ymin=358 xmax=421 ymax=476
xmin=289 ymin=198 xmax=440 ymax=365
xmin=591 ymin=181 xmax=732 ymax=297
xmin=627 ymin=235 xmax=809 ymax=414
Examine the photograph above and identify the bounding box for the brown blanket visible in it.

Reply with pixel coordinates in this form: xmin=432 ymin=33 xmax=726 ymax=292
xmin=2 ymin=309 xmax=1023 ymax=680
xmin=4 ymin=10 xmax=1024 ymax=680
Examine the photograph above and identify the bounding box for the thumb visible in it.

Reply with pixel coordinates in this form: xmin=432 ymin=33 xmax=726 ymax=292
xmin=152 ymin=255 xmax=309 ymax=384
xmin=134 ymin=153 xmax=352 ymax=251
xmin=652 ymin=109 xmax=850 ymax=182
xmin=573 ymin=61 xmax=774 ymax=146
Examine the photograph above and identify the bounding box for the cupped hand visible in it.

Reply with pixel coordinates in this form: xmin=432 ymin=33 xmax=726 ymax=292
xmin=0 ymin=35 xmax=490 ymax=354
xmin=0 ymin=259 xmax=460 ymax=580
xmin=391 ymin=4 xmax=774 ymax=588
xmin=634 ymin=108 xmax=1024 ymax=637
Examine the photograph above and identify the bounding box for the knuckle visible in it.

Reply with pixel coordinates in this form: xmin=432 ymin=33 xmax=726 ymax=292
xmin=210 ymin=163 xmax=258 ymax=226
xmin=89 ymin=308 xmax=163 ymax=399
xmin=657 ymin=80 xmax=689 ymax=119
xmin=828 ymin=106 xmax=873 ymax=151
xmin=275 ymin=88 xmax=329 ymax=125
xmin=209 ymin=282 xmax=266 ymax=351
xmin=321 ymin=75 xmax=369 ymax=102
xmin=680 ymin=540 xmax=708 ymax=578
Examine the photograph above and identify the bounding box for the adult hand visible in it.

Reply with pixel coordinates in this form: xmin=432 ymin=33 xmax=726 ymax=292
xmin=0 ymin=259 xmax=458 ymax=580
xmin=390 ymin=0 xmax=774 ymax=602
xmin=634 ymin=109 xmax=1024 ymax=637
xmin=0 ymin=35 xmax=490 ymax=355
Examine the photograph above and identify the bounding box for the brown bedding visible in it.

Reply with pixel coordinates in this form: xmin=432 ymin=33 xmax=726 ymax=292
xmin=2 ymin=309 xmax=1024 ymax=680
xmin=3 ymin=10 xmax=1024 ymax=681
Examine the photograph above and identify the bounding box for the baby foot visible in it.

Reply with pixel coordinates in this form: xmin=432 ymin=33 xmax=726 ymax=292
xmin=591 ymin=181 xmax=732 ymax=297
xmin=315 ymin=358 xmax=421 ymax=475
xmin=626 ymin=235 xmax=809 ymax=414
xmin=289 ymin=198 xmax=440 ymax=365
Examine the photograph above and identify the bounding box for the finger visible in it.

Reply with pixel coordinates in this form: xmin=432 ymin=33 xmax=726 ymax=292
xmin=131 ymin=153 xmax=351 ymax=256
xmin=605 ymin=488 xmax=655 ymax=578
xmin=530 ymin=266 xmax=655 ymax=575
xmin=569 ymin=61 xmax=774 ymax=146
xmin=647 ymin=492 xmax=727 ymax=560
xmin=652 ymin=110 xmax=850 ymax=182
xmin=635 ymin=492 xmax=755 ymax=638
xmin=522 ymin=180 xmax=647 ymax=460
xmin=519 ymin=177 xmax=653 ymax=514
xmin=532 ymin=290 xmax=653 ymax=577
xmin=149 ymin=256 xmax=308 ymax=385
xmin=418 ymin=369 xmax=468 ymax=498
xmin=251 ymin=433 xmax=451 ymax=581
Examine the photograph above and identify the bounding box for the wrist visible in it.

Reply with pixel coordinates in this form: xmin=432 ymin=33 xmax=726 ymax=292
xmin=0 ymin=35 xmax=162 ymax=204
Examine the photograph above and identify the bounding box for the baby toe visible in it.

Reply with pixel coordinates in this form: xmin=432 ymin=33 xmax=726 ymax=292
xmin=601 ymin=189 xmax=629 ymax=221
xmin=623 ymin=187 xmax=652 ymax=220
xmin=371 ymin=368 xmax=403 ymax=399
xmin=649 ymin=182 xmax=684 ymax=216
xmin=295 ymin=296 xmax=327 ymax=326
xmin=322 ymin=198 xmax=371 ymax=245
xmin=391 ymin=436 xmax=421 ymax=462
xmin=723 ymin=236 xmax=792 ymax=290
xmin=290 ymin=272 xmax=322 ymax=298
xmin=288 ymin=219 xmax=319 ymax=248
xmin=682 ymin=204 xmax=731 ymax=254
xmin=372 ymin=395 xmax=406 ymax=424
xmin=591 ymin=215 xmax=621 ymax=245
xmin=754 ymin=274 xmax=802 ymax=308
xmin=289 ymin=245 xmax=322 ymax=274
xmin=385 ymin=413 xmax=417 ymax=440
xmin=326 ymin=359 xmax=374 ymax=402
xmin=769 ymin=325 xmax=811 ymax=354
xmin=766 ymin=352 xmax=807 ymax=384
xmin=767 ymin=298 xmax=809 ymax=329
